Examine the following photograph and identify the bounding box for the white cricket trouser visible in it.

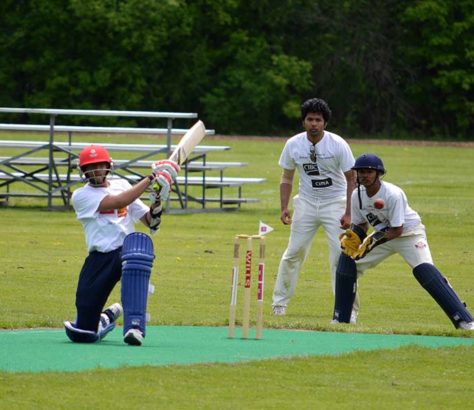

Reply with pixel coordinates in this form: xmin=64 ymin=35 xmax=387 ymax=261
xmin=272 ymin=195 xmax=346 ymax=307
xmin=355 ymin=224 xmax=433 ymax=274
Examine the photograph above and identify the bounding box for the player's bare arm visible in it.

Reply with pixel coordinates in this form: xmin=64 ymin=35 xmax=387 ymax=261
xmin=280 ymin=168 xmax=295 ymax=224
xmin=98 ymin=177 xmax=153 ymax=212
xmin=99 ymin=160 xmax=179 ymax=214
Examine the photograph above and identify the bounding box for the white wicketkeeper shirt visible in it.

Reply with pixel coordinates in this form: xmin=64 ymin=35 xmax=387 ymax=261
xmin=72 ymin=178 xmax=148 ymax=252
xmin=279 ymin=131 xmax=355 ymax=202
xmin=351 ymin=181 xmax=422 ymax=234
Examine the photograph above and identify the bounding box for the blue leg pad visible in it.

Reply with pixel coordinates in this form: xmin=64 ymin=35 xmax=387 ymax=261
xmin=121 ymin=233 xmax=154 ymax=337
xmin=64 ymin=321 xmax=99 ymax=343
xmin=413 ymin=263 xmax=473 ymax=328
xmin=333 ymin=253 xmax=357 ymax=323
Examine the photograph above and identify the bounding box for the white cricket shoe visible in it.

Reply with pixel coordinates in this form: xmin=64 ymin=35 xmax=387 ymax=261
xmin=350 ymin=310 xmax=358 ymax=324
xmin=458 ymin=321 xmax=474 ymax=330
xmin=124 ymin=328 xmax=144 ymax=346
xmin=330 ymin=312 xmax=357 ymax=325
xmin=98 ymin=303 xmax=123 ymax=340
xmin=272 ymin=305 xmax=287 ymax=316
xmin=104 ymin=303 xmax=123 ymax=322
xmin=99 ymin=303 xmax=123 ymax=328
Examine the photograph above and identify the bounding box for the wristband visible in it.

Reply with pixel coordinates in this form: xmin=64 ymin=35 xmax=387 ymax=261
xmin=147 ymin=174 xmax=155 ymax=183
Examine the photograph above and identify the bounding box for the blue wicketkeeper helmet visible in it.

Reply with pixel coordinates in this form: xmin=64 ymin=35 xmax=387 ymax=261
xmin=352 ymin=153 xmax=385 ymax=174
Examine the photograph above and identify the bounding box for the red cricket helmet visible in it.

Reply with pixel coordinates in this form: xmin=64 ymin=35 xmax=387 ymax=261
xmin=78 ymin=144 xmax=112 ymax=169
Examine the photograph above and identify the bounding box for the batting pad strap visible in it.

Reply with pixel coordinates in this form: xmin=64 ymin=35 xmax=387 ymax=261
xmin=64 ymin=321 xmax=99 ymax=343
xmin=413 ymin=263 xmax=473 ymax=328
xmin=333 ymin=253 xmax=358 ymax=323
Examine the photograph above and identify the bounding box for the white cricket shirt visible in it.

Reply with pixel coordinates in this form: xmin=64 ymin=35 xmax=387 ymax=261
xmin=351 ymin=181 xmax=421 ymax=234
xmin=72 ymin=178 xmax=149 ymax=252
xmin=279 ymin=131 xmax=355 ymax=201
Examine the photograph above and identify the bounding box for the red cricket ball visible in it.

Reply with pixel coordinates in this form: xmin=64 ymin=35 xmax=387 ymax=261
xmin=374 ymin=198 xmax=384 ymax=209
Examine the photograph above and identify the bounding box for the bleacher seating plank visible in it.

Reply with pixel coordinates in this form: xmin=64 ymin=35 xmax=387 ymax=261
xmin=0 ymin=156 xmax=247 ymax=171
xmin=0 ymin=107 xmax=264 ymax=211
xmin=0 ymin=139 xmax=228 ymax=153
xmin=0 ymin=172 xmax=264 ymax=186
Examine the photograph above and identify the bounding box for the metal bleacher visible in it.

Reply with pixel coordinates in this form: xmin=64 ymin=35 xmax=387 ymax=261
xmin=0 ymin=108 xmax=265 ymax=211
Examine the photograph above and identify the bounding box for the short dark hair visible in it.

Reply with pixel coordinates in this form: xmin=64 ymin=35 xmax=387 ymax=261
xmin=301 ymin=98 xmax=332 ymax=123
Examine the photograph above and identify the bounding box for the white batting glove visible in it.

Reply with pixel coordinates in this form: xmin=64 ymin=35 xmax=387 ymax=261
xmin=150 ymin=169 xmax=173 ymax=201
xmin=151 ymin=160 xmax=180 ymax=180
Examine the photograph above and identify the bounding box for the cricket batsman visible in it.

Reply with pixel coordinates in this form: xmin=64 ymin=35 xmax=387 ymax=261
xmin=64 ymin=144 xmax=180 ymax=345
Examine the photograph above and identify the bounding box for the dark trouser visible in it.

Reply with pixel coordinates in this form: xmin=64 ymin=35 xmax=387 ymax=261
xmin=75 ymin=248 xmax=122 ymax=331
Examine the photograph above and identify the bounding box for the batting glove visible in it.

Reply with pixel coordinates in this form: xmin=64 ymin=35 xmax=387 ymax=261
xmin=151 ymin=160 xmax=180 ymax=180
xmin=150 ymin=169 xmax=174 ymax=201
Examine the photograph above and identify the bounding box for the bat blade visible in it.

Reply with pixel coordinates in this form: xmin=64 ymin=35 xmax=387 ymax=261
xmin=168 ymin=120 xmax=206 ymax=165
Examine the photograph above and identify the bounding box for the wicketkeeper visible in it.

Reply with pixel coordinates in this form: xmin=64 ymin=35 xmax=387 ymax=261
xmin=332 ymin=153 xmax=474 ymax=330
xmin=64 ymin=144 xmax=180 ymax=345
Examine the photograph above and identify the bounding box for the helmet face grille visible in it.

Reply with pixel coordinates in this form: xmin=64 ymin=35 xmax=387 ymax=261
xmin=80 ymin=167 xmax=110 ymax=186
xmin=352 ymin=154 xmax=385 ymax=174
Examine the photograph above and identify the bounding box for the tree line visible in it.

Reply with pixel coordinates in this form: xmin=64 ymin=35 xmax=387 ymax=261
xmin=0 ymin=0 xmax=472 ymax=139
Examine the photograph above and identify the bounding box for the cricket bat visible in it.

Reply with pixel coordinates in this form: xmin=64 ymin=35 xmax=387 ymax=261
xmin=148 ymin=120 xmax=206 ymax=233
xmin=168 ymin=120 xmax=206 ymax=164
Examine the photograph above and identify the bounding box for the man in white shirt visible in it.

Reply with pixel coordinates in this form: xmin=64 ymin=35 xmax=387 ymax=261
xmin=272 ymin=98 xmax=356 ymax=317
xmin=333 ymin=153 xmax=474 ymax=330
xmin=64 ymin=144 xmax=179 ymax=345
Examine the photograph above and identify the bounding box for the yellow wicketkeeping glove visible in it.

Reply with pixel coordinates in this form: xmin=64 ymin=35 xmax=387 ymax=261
xmin=352 ymin=231 xmax=388 ymax=260
xmin=339 ymin=229 xmax=362 ymax=257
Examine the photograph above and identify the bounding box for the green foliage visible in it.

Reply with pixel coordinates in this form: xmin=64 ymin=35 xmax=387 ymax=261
xmin=400 ymin=0 xmax=474 ymax=137
xmin=0 ymin=0 xmax=472 ymax=137
xmin=202 ymin=32 xmax=312 ymax=134
xmin=0 ymin=0 xmax=191 ymax=118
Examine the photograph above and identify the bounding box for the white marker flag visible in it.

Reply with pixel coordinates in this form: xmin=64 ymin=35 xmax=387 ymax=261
xmin=259 ymin=221 xmax=274 ymax=236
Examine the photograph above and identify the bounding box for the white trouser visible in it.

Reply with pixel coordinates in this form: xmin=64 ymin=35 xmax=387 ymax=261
xmin=356 ymin=225 xmax=433 ymax=274
xmin=272 ymin=195 xmax=346 ymax=307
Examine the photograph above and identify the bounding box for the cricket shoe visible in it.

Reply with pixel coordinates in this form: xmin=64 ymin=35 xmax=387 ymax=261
xmin=350 ymin=310 xmax=358 ymax=324
xmin=103 ymin=303 xmax=123 ymax=323
xmin=98 ymin=303 xmax=123 ymax=340
xmin=272 ymin=305 xmax=286 ymax=316
xmin=124 ymin=328 xmax=144 ymax=346
xmin=331 ymin=311 xmax=358 ymax=325
xmin=458 ymin=321 xmax=474 ymax=330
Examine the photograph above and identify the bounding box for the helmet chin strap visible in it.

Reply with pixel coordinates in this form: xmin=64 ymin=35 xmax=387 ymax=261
xmin=356 ymin=181 xmax=363 ymax=209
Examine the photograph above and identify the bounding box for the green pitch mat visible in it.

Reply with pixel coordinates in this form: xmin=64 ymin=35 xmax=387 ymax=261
xmin=1 ymin=326 xmax=473 ymax=373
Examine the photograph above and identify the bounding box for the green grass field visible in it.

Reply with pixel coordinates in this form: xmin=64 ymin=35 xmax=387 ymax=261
xmin=1 ymin=134 xmax=473 ymax=408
